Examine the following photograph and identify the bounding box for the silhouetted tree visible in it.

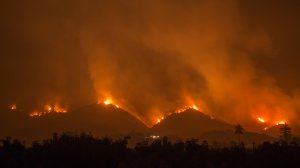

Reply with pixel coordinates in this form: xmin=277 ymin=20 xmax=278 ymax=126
xmin=1 ymin=132 xmax=300 ymax=168
xmin=279 ymin=123 xmax=292 ymax=143
xmin=234 ymin=124 xmax=244 ymax=145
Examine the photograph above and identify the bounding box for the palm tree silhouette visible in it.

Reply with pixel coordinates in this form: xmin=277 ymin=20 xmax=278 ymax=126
xmin=234 ymin=124 xmax=244 ymax=145
xmin=279 ymin=123 xmax=292 ymax=143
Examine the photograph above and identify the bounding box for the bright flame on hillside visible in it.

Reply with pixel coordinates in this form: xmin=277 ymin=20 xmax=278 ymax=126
xmin=45 ymin=105 xmax=52 ymax=112
xmin=99 ymin=98 xmax=120 ymax=108
xmin=104 ymin=99 xmax=112 ymax=105
xmin=154 ymin=104 xmax=201 ymax=125
xmin=192 ymin=105 xmax=199 ymax=110
xmin=29 ymin=104 xmax=67 ymax=117
xmin=156 ymin=116 xmax=164 ymax=124
xmin=276 ymin=121 xmax=286 ymax=125
xmin=30 ymin=112 xmax=41 ymax=117
xmin=257 ymin=117 xmax=265 ymax=123
xmin=54 ymin=105 xmax=67 ymax=113
xmin=262 ymin=120 xmax=287 ymax=131
xmin=175 ymin=105 xmax=199 ymax=114
xmin=156 ymin=118 xmax=161 ymax=123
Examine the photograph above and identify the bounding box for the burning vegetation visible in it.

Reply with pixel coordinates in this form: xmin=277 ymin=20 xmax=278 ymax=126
xmin=256 ymin=116 xmax=288 ymax=131
xmin=29 ymin=104 xmax=67 ymax=117
xmin=98 ymin=98 xmax=120 ymax=108
xmin=154 ymin=105 xmax=200 ymax=124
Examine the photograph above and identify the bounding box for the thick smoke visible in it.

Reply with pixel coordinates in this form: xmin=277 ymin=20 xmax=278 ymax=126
xmin=1 ymin=0 xmax=300 ymax=130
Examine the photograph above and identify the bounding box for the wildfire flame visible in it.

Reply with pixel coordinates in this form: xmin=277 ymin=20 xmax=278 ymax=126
xmin=45 ymin=105 xmax=52 ymax=112
xmin=29 ymin=112 xmax=42 ymax=117
xmin=99 ymin=98 xmax=120 ymax=108
xmin=276 ymin=121 xmax=286 ymax=125
xmin=154 ymin=104 xmax=201 ymax=124
xmin=104 ymin=99 xmax=112 ymax=105
xmin=257 ymin=117 xmax=265 ymax=123
xmin=156 ymin=116 xmax=164 ymax=124
xmin=192 ymin=105 xmax=198 ymax=110
xmin=259 ymin=118 xmax=287 ymax=131
xmin=156 ymin=118 xmax=161 ymax=124
xmin=54 ymin=105 xmax=67 ymax=113
xmin=29 ymin=104 xmax=67 ymax=117
xmin=175 ymin=105 xmax=199 ymax=114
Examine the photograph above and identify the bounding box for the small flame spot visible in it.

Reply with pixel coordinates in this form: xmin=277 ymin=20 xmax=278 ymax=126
xmin=276 ymin=121 xmax=286 ymax=125
xmin=257 ymin=117 xmax=265 ymax=123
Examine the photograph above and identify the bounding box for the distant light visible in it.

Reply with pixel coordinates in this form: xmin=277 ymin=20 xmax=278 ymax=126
xmin=10 ymin=104 xmax=17 ymax=110
xmin=150 ymin=135 xmax=160 ymax=139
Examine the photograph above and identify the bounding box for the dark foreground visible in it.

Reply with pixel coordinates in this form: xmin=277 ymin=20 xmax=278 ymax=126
xmin=1 ymin=133 xmax=299 ymax=168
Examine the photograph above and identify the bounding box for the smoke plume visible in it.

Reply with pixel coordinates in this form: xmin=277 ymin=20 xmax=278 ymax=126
xmin=1 ymin=0 xmax=300 ymax=130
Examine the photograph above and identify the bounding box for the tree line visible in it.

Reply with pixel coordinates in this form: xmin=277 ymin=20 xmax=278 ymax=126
xmin=0 ymin=124 xmax=299 ymax=168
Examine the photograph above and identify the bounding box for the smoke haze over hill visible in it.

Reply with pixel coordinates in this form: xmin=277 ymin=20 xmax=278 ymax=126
xmin=1 ymin=0 xmax=300 ymax=131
